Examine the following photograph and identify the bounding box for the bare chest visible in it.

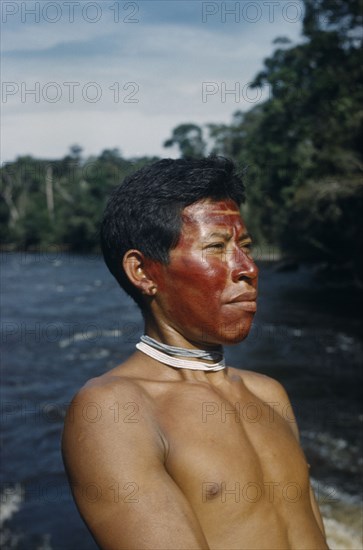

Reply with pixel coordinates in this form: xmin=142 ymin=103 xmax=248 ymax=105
xmin=154 ymin=381 xmax=310 ymax=513
xmin=139 ymin=375 xmax=327 ymax=549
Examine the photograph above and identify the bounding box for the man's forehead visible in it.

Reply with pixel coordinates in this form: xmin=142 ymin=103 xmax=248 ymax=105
xmin=206 ymin=209 xmax=241 ymax=215
xmin=178 ymin=200 xmax=248 ymax=243
xmin=181 ymin=199 xmax=241 ymax=222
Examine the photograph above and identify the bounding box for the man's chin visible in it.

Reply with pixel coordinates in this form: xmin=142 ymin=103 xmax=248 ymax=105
xmin=220 ymin=317 xmax=254 ymax=345
xmin=200 ymin=327 xmax=253 ymax=346
xmin=222 ymin=332 xmax=251 ymax=345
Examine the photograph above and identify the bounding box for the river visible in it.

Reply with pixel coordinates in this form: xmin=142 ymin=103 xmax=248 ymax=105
xmin=1 ymin=252 xmax=362 ymax=549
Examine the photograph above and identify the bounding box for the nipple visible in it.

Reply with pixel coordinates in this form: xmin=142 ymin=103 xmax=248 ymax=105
xmin=202 ymin=482 xmax=221 ymax=501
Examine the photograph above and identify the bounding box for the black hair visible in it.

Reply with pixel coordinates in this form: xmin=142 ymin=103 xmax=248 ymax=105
xmin=100 ymin=156 xmax=245 ymax=308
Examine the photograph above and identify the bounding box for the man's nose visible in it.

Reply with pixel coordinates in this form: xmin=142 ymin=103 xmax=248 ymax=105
xmin=231 ymin=249 xmax=258 ymax=282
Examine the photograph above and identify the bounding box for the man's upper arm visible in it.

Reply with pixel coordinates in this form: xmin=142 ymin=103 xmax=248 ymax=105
xmin=62 ymin=381 xmax=209 ymax=550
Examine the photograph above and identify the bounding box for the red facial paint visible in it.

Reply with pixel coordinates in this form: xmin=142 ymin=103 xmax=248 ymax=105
xmin=147 ymin=199 xmax=258 ymax=347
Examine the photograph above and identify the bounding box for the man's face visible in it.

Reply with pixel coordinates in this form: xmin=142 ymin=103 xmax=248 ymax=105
xmin=147 ymin=199 xmax=258 ymax=346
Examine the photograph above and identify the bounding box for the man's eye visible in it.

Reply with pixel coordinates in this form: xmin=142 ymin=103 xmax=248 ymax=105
xmin=240 ymin=242 xmax=252 ymax=252
xmin=206 ymin=242 xmax=225 ymax=250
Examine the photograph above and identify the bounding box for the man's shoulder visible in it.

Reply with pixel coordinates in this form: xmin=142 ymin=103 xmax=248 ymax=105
xmin=229 ymin=366 xmax=288 ymax=399
xmin=229 ymin=367 xmax=299 ymax=439
xmin=71 ymin=353 xmax=157 ymax=405
xmin=62 ymin=367 xmax=165 ymax=464
xmin=63 ymin=364 xmax=156 ymax=437
xmin=70 ymin=370 xmax=144 ymax=409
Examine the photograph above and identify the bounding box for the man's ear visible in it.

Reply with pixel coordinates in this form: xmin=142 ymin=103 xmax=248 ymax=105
xmin=122 ymin=249 xmax=157 ymax=296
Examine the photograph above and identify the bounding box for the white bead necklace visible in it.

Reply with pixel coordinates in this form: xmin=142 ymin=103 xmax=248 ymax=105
xmin=136 ymin=335 xmax=226 ymax=372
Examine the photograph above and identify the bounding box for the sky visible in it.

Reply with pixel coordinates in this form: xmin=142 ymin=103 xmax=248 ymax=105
xmin=1 ymin=0 xmax=305 ymax=162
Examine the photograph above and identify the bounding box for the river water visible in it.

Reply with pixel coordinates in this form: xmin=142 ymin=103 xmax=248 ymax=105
xmin=1 ymin=253 xmax=362 ymax=549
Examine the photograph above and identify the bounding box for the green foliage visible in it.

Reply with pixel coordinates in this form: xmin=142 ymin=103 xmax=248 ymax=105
xmin=0 ymin=147 xmax=157 ymax=252
xmin=281 ymin=177 xmax=363 ymax=273
xmin=163 ymin=124 xmax=206 ymax=158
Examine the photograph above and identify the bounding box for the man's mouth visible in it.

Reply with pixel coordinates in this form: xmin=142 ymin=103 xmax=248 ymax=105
xmin=226 ymin=292 xmax=257 ymax=312
xmin=228 ymin=291 xmax=257 ymax=303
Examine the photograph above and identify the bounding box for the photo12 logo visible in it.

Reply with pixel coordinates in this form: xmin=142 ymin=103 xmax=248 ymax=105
xmin=1 ymin=2 xmax=140 ymax=24
xmin=1 ymin=81 xmax=140 ymax=104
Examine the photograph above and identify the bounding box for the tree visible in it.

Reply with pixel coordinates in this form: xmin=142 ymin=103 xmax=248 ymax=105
xmin=0 ymin=149 xmax=159 ymax=252
xmin=164 ymin=124 xmax=206 ymax=158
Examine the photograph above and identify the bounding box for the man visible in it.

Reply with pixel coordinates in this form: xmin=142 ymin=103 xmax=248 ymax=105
xmin=62 ymin=157 xmax=328 ymax=549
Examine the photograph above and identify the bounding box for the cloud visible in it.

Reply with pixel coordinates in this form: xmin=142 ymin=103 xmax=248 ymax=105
xmin=1 ymin=1 xmax=303 ymax=162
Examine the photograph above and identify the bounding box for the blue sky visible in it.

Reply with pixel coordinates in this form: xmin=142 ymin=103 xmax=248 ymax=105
xmin=1 ymin=1 xmax=305 ymax=162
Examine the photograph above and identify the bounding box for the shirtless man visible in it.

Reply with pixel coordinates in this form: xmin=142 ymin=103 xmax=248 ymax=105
xmin=62 ymin=157 xmax=328 ymax=549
